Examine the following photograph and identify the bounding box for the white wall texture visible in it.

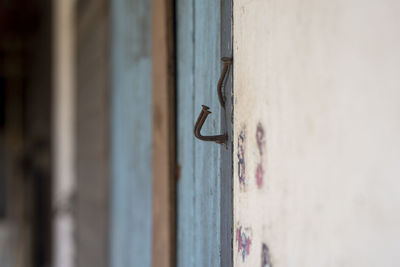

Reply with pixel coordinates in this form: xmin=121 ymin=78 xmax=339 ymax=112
xmin=233 ymin=0 xmax=400 ymax=266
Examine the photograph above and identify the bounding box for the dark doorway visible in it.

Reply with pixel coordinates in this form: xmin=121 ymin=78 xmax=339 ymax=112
xmin=0 ymin=0 xmax=52 ymax=266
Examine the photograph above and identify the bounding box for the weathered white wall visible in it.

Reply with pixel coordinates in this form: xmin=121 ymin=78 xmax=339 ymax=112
xmin=52 ymin=0 xmax=76 ymax=266
xmin=233 ymin=0 xmax=400 ymax=266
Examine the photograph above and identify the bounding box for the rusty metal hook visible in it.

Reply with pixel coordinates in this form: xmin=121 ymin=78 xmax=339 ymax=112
xmin=217 ymin=57 xmax=233 ymax=108
xmin=194 ymin=105 xmax=227 ymax=144
xmin=193 ymin=57 xmax=232 ymax=144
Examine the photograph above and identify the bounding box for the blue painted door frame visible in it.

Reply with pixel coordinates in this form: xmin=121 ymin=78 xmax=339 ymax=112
xmin=176 ymin=0 xmax=233 ymax=266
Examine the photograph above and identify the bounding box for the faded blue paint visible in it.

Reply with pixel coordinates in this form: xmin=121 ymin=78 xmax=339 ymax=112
xmin=110 ymin=0 xmax=152 ymax=267
xmin=176 ymin=0 xmax=223 ymax=266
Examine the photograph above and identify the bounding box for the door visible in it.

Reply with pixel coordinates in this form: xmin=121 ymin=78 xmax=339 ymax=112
xmin=176 ymin=0 xmax=233 ymax=266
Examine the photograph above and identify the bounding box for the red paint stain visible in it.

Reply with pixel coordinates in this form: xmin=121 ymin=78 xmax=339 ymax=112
xmin=236 ymin=228 xmax=242 ymax=252
xmin=256 ymin=163 xmax=264 ymax=188
xmin=245 ymin=237 xmax=252 ymax=255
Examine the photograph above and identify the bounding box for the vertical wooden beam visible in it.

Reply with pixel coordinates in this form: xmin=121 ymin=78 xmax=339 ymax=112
xmin=176 ymin=0 xmax=225 ymax=265
xmin=52 ymin=0 xmax=76 ymax=266
xmin=75 ymin=1 xmax=110 ymax=267
xmin=175 ymin=0 xmax=195 ymax=264
xmin=152 ymin=0 xmax=176 ymax=266
xmin=110 ymin=0 xmax=152 ymax=266
xmin=220 ymin=0 xmax=233 ymax=266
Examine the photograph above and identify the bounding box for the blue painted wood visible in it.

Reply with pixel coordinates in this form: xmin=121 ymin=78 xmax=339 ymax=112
xmin=176 ymin=0 xmax=195 ymax=265
xmin=177 ymin=0 xmax=229 ymax=266
xmin=110 ymin=0 xmax=152 ymax=266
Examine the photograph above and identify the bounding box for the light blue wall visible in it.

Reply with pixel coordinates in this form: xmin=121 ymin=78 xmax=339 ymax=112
xmin=110 ymin=0 xmax=152 ymax=266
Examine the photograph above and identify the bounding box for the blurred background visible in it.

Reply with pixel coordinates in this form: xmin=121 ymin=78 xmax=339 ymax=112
xmin=0 ymin=0 xmax=154 ymax=266
xmin=0 ymin=0 xmax=52 ymax=266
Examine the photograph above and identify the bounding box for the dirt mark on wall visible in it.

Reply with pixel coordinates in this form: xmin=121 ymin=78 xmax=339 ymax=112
xmin=255 ymin=122 xmax=265 ymax=188
xmin=237 ymin=126 xmax=246 ymax=188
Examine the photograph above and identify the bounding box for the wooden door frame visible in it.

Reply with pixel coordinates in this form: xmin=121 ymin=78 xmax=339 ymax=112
xmin=152 ymin=0 xmax=233 ymax=266
xmin=151 ymin=0 xmax=176 ymax=267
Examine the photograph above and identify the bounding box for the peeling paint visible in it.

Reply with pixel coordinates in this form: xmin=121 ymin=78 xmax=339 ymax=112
xmin=237 ymin=127 xmax=246 ymax=187
xmin=261 ymin=243 xmax=272 ymax=267
xmin=236 ymin=226 xmax=252 ymax=262
xmin=255 ymin=123 xmax=266 ymax=188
